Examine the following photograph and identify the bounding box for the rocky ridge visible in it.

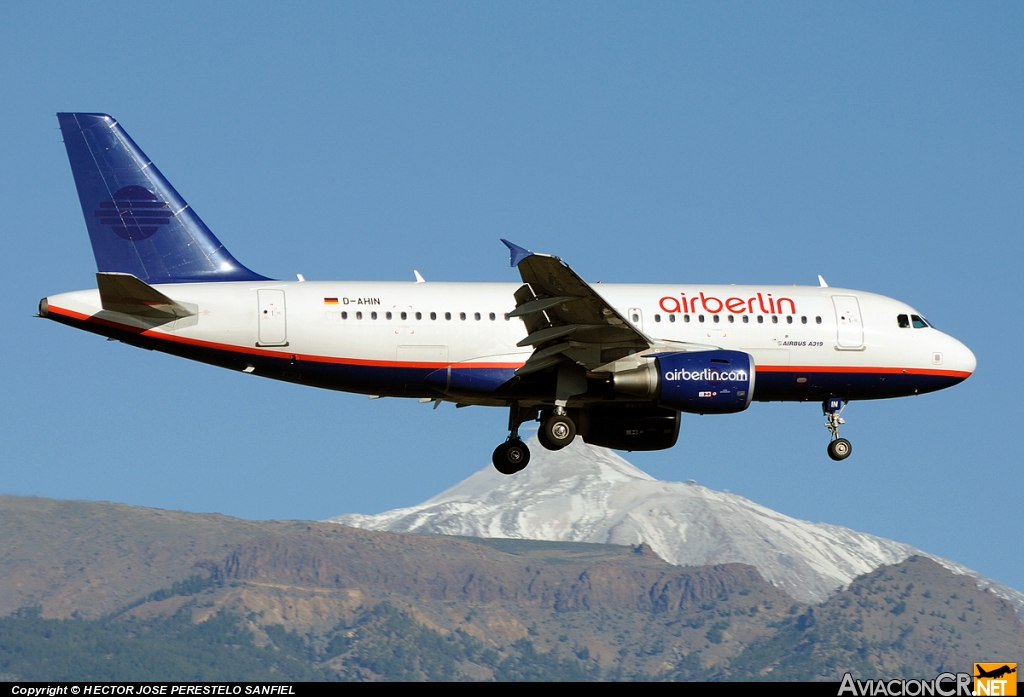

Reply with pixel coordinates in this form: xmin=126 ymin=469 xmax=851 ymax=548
xmin=328 ymin=437 xmax=1024 ymax=615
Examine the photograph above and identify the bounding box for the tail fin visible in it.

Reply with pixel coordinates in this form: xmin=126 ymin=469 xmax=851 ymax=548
xmin=57 ymin=113 xmax=268 ymax=283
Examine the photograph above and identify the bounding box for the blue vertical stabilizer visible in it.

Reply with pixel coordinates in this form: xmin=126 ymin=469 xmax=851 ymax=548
xmin=57 ymin=113 xmax=269 ymax=283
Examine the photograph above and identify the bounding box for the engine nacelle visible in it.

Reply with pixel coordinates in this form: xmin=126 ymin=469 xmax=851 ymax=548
xmin=576 ymin=406 xmax=680 ymax=451
xmin=613 ymin=350 xmax=755 ymax=414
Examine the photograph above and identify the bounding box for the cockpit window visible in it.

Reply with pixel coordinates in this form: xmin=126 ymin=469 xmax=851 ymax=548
xmin=911 ymin=314 xmax=929 ymax=329
xmin=897 ymin=314 xmax=910 ymax=328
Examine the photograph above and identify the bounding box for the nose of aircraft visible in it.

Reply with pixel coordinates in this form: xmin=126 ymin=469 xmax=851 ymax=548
xmin=946 ymin=334 xmax=977 ymax=377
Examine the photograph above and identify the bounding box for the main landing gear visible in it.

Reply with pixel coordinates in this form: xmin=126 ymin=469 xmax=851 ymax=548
xmin=823 ymin=398 xmax=852 ymax=461
xmin=492 ymin=404 xmax=536 ymax=475
xmin=492 ymin=439 xmax=530 ymax=475
xmin=492 ymin=404 xmax=581 ymax=474
xmin=538 ymin=408 xmax=577 ymax=452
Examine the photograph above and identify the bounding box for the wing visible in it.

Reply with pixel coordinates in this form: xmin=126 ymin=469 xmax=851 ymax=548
xmin=502 ymin=240 xmax=653 ymax=375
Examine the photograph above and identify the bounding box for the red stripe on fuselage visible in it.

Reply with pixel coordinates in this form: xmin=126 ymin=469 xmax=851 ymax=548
xmin=757 ymin=364 xmax=972 ymax=379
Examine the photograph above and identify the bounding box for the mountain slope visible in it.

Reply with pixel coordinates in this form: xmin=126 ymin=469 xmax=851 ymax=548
xmin=2 ymin=494 xmax=1022 ymax=679
xmin=328 ymin=437 xmax=1024 ymax=614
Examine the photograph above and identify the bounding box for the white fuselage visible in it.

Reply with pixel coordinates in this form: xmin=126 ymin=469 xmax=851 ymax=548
xmin=44 ymin=280 xmax=976 ymax=405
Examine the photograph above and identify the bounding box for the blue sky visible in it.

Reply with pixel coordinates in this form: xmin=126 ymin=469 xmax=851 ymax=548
xmin=2 ymin=3 xmax=1022 ymax=592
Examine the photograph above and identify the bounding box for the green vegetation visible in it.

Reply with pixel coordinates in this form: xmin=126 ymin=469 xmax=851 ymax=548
xmin=0 ymin=600 xmax=604 ymax=681
xmin=0 ymin=606 xmax=328 ymax=681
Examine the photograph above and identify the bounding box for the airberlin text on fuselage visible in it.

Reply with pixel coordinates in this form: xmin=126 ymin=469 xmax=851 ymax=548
xmin=659 ymin=291 xmax=796 ymax=315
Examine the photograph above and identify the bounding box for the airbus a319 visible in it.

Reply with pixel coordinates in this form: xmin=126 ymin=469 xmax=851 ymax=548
xmin=40 ymin=113 xmax=976 ymax=473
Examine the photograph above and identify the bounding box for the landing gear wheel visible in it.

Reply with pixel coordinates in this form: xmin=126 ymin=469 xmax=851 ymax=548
xmin=827 ymin=438 xmax=852 ymax=461
xmin=493 ymin=439 xmax=531 ymax=475
xmin=540 ymin=414 xmax=577 ymax=451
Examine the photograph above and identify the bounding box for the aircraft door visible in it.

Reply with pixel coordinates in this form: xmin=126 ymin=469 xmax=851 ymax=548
xmin=628 ymin=307 xmax=643 ymax=332
xmin=832 ymin=295 xmax=864 ymax=349
xmin=257 ymin=289 xmax=288 ymax=346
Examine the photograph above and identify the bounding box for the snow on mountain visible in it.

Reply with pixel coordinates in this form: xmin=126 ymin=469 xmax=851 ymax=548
xmin=328 ymin=437 xmax=1024 ymax=614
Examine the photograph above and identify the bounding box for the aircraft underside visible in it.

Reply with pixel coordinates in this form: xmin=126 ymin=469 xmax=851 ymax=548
xmin=46 ymin=302 xmax=968 ymax=470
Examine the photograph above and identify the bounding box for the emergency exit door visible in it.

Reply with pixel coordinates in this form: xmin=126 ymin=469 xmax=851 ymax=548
xmin=832 ymin=295 xmax=864 ymax=349
xmin=257 ymin=289 xmax=288 ymax=346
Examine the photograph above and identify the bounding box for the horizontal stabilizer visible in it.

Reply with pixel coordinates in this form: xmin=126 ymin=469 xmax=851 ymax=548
xmin=96 ymin=272 xmax=197 ymax=319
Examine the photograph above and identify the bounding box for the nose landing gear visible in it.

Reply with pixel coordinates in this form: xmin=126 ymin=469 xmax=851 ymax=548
xmin=823 ymin=398 xmax=852 ymax=461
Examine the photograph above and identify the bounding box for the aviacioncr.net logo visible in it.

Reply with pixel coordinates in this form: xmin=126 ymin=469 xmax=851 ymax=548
xmin=839 ymin=672 xmax=974 ymax=697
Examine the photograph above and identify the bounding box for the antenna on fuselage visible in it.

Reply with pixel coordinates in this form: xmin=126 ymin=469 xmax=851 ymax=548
xmin=817 ymin=275 xmax=828 ymax=288
xmin=414 ymin=270 xmax=426 ymax=283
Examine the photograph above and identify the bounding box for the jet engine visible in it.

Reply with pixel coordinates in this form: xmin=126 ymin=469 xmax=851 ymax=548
xmin=613 ymin=350 xmax=755 ymax=414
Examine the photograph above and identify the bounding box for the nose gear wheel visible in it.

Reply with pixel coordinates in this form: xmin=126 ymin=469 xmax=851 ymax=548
xmin=823 ymin=398 xmax=852 ymax=461
xmin=827 ymin=437 xmax=852 ymax=461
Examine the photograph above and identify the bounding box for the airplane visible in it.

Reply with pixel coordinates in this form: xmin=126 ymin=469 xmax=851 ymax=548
xmin=975 ymin=665 xmax=1016 ymax=680
xmin=40 ymin=113 xmax=977 ymax=474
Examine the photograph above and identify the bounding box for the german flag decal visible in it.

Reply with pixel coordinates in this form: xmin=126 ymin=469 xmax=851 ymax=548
xmin=324 ymin=298 xmax=339 ymax=305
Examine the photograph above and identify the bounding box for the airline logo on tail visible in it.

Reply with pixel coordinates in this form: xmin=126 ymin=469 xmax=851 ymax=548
xmin=94 ymin=185 xmax=173 ymax=241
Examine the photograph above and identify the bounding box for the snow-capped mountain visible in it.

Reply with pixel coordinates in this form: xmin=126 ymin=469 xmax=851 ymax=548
xmin=328 ymin=437 xmax=1024 ymax=614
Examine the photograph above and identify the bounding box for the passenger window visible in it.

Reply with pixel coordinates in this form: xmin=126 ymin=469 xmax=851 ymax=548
xmin=669 ymin=314 xmax=676 ymax=323
xmin=911 ymin=314 xmax=928 ymax=329
xmin=371 ymin=311 xmax=377 ymax=320
xmin=401 ymin=311 xmax=407 ymax=320
xmin=728 ymin=315 xmax=734 ymax=323
xmin=683 ymin=314 xmax=690 ymax=323
xmin=757 ymin=315 xmax=764 ymax=324
xmin=631 ymin=313 xmax=639 ymax=323
xmin=786 ymin=316 xmax=793 ymax=324
xmin=801 ymin=316 xmax=807 ymax=324
xmin=444 ymin=312 xmax=451 ymax=320
xmin=474 ymin=312 xmax=481 ymax=320
xmin=460 ymin=312 xmax=466 ymax=320
xmin=897 ymin=314 xmax=910 ymax=328
xmin=430 ymin=312 xmax=437 ymax=320
xmin=356 ymin=311 xmax=362 ymax=320
xmin=342 ymin=311 xmax=348 ymax=319
xmin=815 ymin=316 xmax=822 ymax=324
xmin=386 ymin=311 xmax=392 ymax=320
xmin=742 ymin=315 xmax=749 ymax=323
xmin=490 ymin=312 xmax=496 ymax=320
xmin=654 ymin=314 xmax=661 ymax=322
xmin=772 ymin=316 xmax=778 ymax=324
xmin=415 ymin=312 xmax=422 ymax=320
xmin=699 ymin=315 xmax=705 ymax=323
xmin=713 ymin=315 xmax=720 ymax=323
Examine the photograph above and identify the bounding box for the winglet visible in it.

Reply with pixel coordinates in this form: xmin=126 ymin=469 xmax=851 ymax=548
xmin=501 ymin=239 xmax=533 ymax=267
